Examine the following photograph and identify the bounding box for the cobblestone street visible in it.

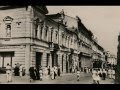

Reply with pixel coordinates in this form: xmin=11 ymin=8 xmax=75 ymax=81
xmin=0 ymin=72 xmax=114 ymax=84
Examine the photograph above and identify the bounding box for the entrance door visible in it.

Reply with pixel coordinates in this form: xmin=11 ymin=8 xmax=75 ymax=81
xmin=36 ymin=52 xmax=42 ymax=70
xmin=51 ymin=52 xmax=58 ymax=67
xmin=66 ymin=55 xmax=68 ymax=73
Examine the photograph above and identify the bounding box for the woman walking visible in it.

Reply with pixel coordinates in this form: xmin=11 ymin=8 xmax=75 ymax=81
xmin=92 ymin=69 xmax=100 ymax=84
xmin=76 ymin=69 xmax=81 ymax=81
xmin=50 ymin=67 xmax=55 ymax=80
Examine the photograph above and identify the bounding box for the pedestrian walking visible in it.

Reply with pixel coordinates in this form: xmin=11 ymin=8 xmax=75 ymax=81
xmin=14 ymin=64 xmax=16 ymax=76
xmin=70 ymin=67 xmax=72 ymax=73
xmin=57 ymin=65 xmax=61 ymax=76
xmin=43 ymin=66 xmax=48 ymax=79
xmin=92 ymin=69 xmax=100 ymax=84
xmin=50 ymin=67 xmax=55 ymax=80
xmin=48 ymin=66 xmax=50 ymax=75
xmin=72 ymin=66 xmax=75 ymax=73
xmin=6 ymin=63 xmax=12 ymax=82
xmin=96 ymin=70 xmax=100 ymax=84
xmin=98 ymin=69 xmax=102 ymax=79
xmin=92 ymin=69 xmax=97 ymax=84
xmin=19 ymin=64 xmax=23 ymax=77
xmin=111 ymin=69 xmax=115 ymax=79
xmin=29 ymin=67 xmax=36 ymax=82
xmin=54 ymin=66 xmax=58 ymax=77
xmin=102 ymin=69 xmax=107 ymax=80
xmin=44 ymin=66 xmax=48 ymax=76
xmin=22 ymin=67 xmax=25 ymax=76
xmin=108 ymin=68 xmax=112 ymax=79
xmin=14 ymin=63 xmax=19 ymax=76
xmin=39 ymin=68 xmax=43 ymax=81
xmin=86 ymin=67 xmax=89 ymax=73
xmin=76 ymin=69 xmax=80 ymax=81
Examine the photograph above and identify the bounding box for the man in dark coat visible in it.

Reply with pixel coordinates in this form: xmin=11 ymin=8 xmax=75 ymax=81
xmin=57 ymin=66 xmax=61 ymax=76
xmin=29 ymin=67 xmax=36 ymax=81
xmin=48 ymin=66 xmax=50 ymax=75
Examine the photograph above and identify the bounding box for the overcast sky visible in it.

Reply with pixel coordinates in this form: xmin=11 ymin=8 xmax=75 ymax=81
xmin=47 ymin=6 xmax=120 ymax=56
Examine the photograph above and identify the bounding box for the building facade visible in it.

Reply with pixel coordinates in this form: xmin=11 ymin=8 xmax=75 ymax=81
xmin=0 ymin=6 xmax=106 ymax=75
xmin=92 ymin=38 xmax=105 ymax=68
xmin=106 ymin=52 xmax=117 ymax=68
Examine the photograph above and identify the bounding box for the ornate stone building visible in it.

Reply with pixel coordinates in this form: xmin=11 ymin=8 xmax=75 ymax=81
xmin=92 ymin=38 xmax=105 ymax=68
xmin=0 ymin=6 xmax=106 ymax=75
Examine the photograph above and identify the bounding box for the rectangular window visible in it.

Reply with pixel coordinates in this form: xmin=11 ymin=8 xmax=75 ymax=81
xmin=35 ymin=24 xmax=38 ymax=38
xmin=6 ymin=24 xmax=11 ymax=37
xmin=68 ymin=36 xmax=70 ymax=48
xmin=62 ymin=34 xmax=64 ymax=45
xmin=45 ymin=26 xmax=48 ymax=41
xmin=65 ymin=36 xmax=67 ymax=46
xmin=40 ymin=26 xmax=43 ymax=39
xmin=51 ymin=30 xmax=53 ymax=42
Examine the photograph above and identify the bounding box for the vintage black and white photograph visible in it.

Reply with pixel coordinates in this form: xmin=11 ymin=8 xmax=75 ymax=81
xmin=0 ymin=6 xmax=119 ymax=84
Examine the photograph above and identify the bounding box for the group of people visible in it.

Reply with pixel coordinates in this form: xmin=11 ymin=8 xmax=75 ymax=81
xmin=29 ymin=65 xmax=61 ymax=82
xmin=14 ymin=63 xmax=25 ymax=77
xmin=5 ymin=63 xmax=25 ymax=82
xmin=92 ymin=68 xmax=115 ymax=84
xmin=108 ymin=68 xmax=115 ymax=79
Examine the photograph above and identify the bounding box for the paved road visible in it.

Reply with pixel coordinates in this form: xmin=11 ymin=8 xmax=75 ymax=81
xmin=0 ymin=72 xmax=114 ymax=84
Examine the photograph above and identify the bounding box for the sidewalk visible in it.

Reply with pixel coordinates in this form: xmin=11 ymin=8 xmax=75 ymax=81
xmin=100 ymin=79 xmax=114 ymax=84
xmin=0 ymin=72 xmax=114 ymax=84
xmin=0 ymin=72 xmax=91 ymax=84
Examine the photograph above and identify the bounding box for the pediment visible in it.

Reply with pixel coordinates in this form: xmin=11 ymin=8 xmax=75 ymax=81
xmin=3 ymin=16 xmax=13 ymax=22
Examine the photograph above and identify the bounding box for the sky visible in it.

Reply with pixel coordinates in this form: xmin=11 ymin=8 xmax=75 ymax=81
xmin=47 ymin=6 xmax=120 ymax=56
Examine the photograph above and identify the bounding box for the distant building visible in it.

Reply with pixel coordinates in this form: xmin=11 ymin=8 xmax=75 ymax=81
xmin=92 ymin=38 xmax=105 ymax=68
xmin=47 ymin=13 xmax=93 ymax=70
xmin=106 ymin=52 xmax=117 ymax=68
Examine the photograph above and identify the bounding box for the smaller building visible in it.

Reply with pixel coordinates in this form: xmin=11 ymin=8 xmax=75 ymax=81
xmin=106 ymin=51 xmax=117 ymax=68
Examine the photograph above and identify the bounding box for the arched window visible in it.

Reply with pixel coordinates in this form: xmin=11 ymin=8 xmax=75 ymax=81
xmin=50 ymin=27 xmax=54 ymax=42
xmin=6 ymin=24 xmax=11 ymax=37
xmin=56 ymin=31 xmax=58 ymax=41
xmin=3 ymin=16 xmax=13 ymax=37
xmin=34 ymin=18 xmax=39 ymax=38
xmin=62 ymin=33 xmax=64 ymax=45
xmin=44 ymin=26 xmax=48 ymax=40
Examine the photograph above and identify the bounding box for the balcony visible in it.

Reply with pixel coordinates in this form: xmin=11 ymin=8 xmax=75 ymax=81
xmin=80 ymin=52 xmax=92 ymax=57
xmin=49 ymin=42 xmax=60 ymax=52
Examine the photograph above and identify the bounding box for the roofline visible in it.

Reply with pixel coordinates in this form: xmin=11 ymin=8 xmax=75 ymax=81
xmin=46 ymin=15 xmax=66 ymax=28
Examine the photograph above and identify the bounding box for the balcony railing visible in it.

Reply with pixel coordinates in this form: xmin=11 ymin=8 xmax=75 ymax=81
xmin=49 ymin=42 xmax=60 ymax=52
